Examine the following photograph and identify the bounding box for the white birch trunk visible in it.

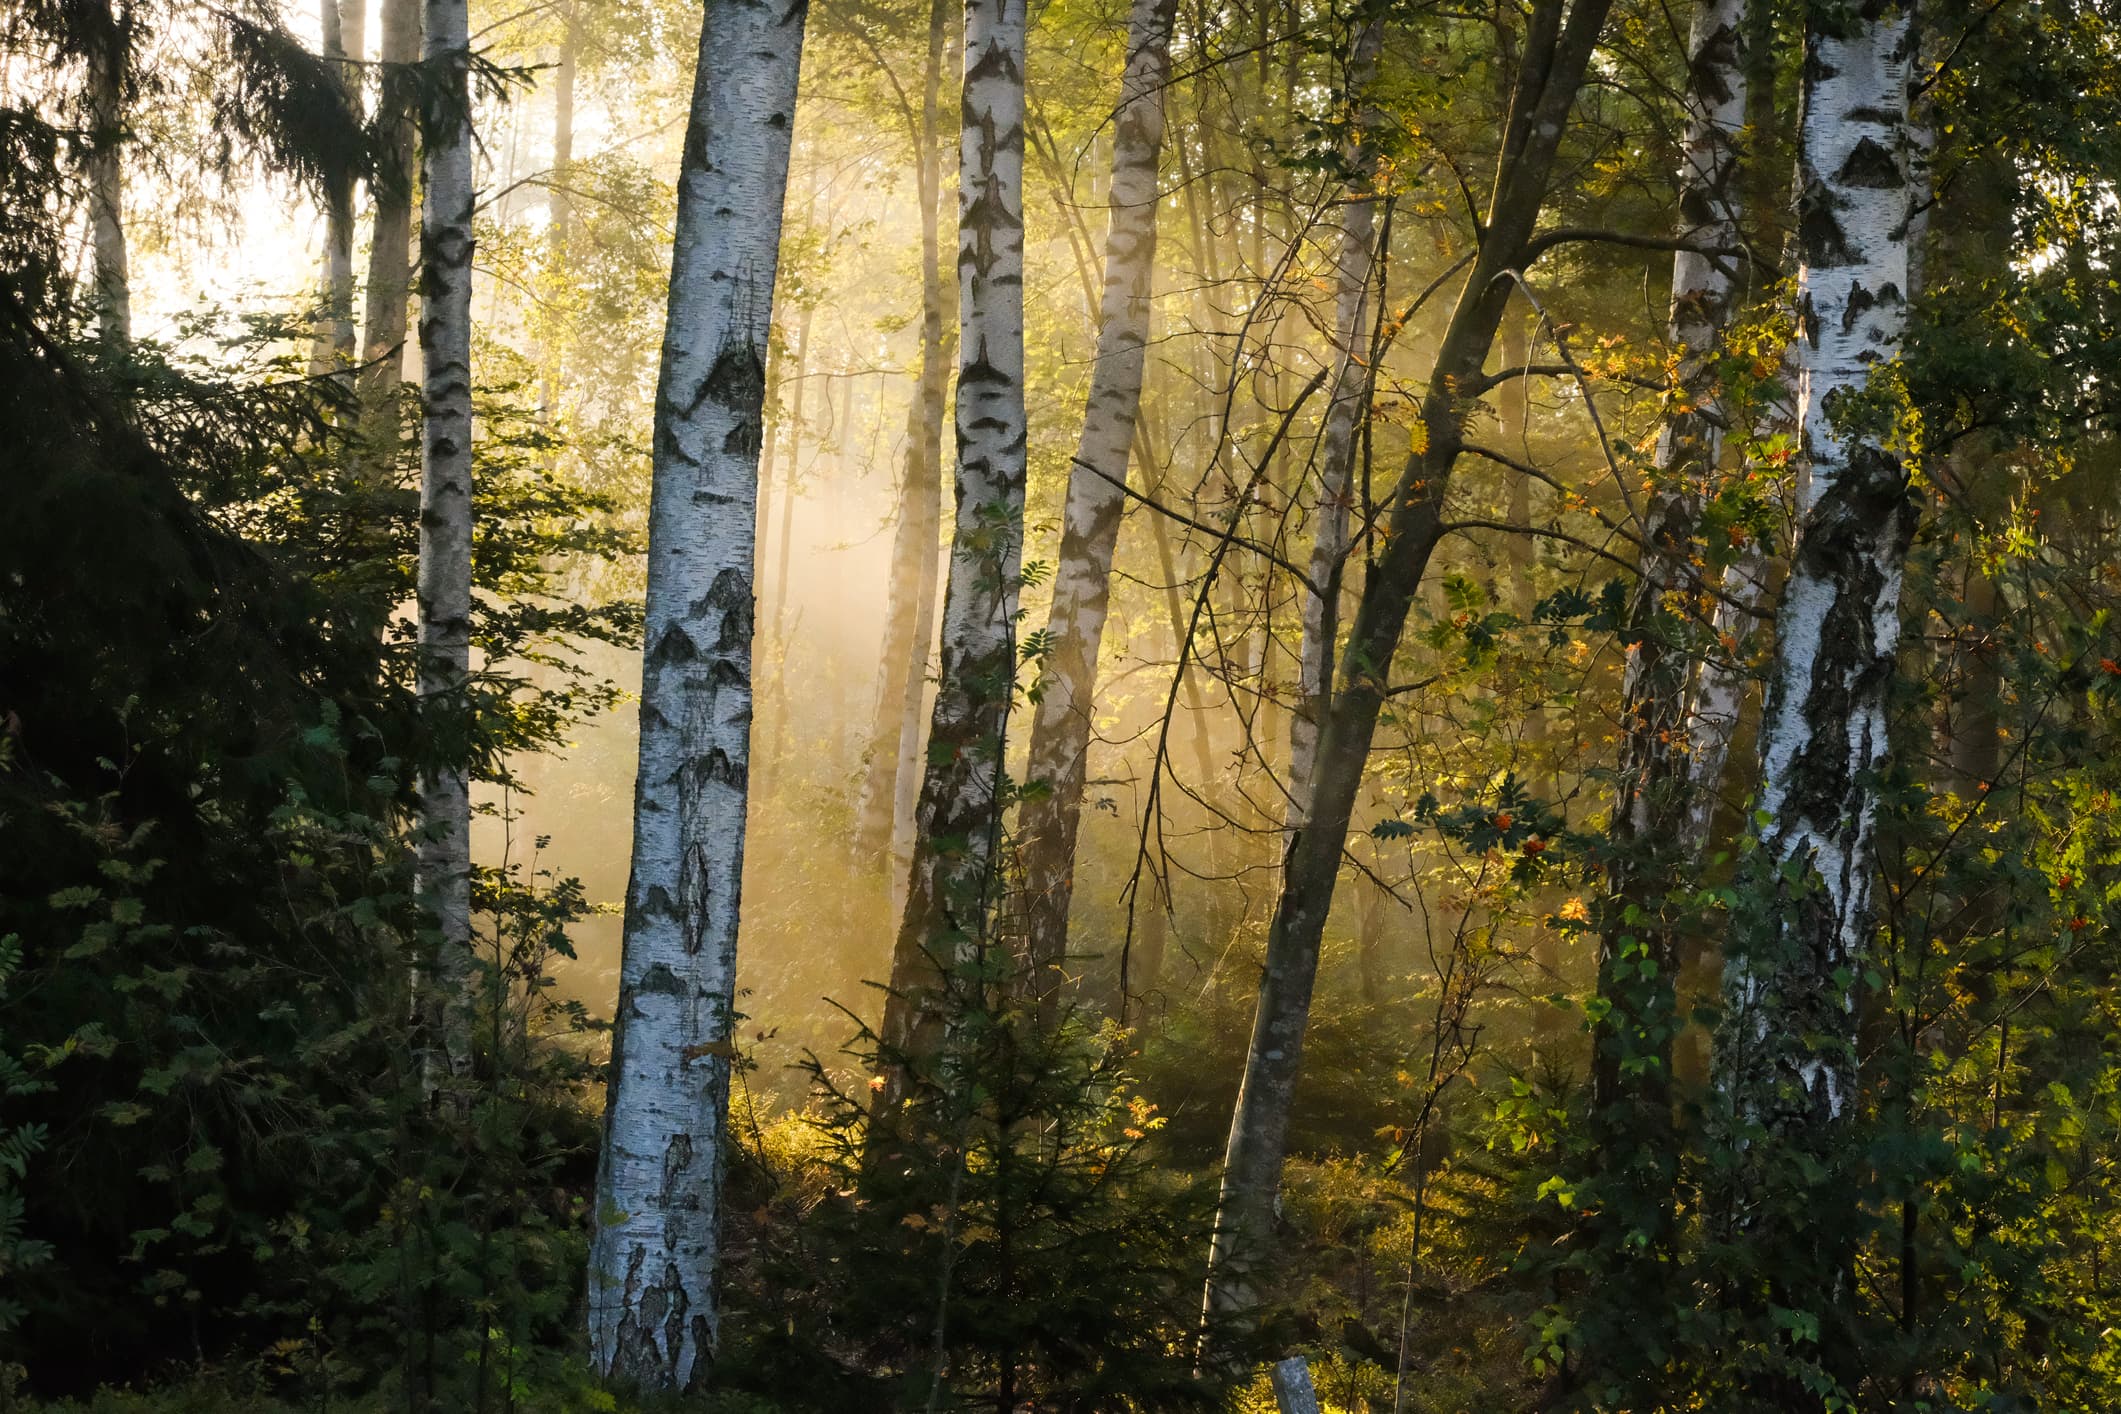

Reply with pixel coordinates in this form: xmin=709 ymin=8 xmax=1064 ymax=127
xmin=1591 ymin=0 xmax=1750 ymax=1119
xmin=413 ymin=0 xmax=476 ymax=1111
xmin=86 ymin=20 xmax=129 ymax=347
xmin=358 ymin=0 xmax=420 ymax=409
xmin=309 ymin=0 xmax=358 ymax=375
xmin=585 ymin=0 xmax=806 ymax=1392
xmin=877 ymin=0 xmax=1027 ymax=1077
xmin=1015 ymin=0 xmax=1180 ymax=985
xmin=1714 ymin=0 xmax=1916 ymax=1138
xmin=855 ymin=0 xmax=953 ymax=866
xmin=1286 ymin=15 xmax=1383 ymax=828
xmin=1681 ymin=543 xmax=1768 ymax=841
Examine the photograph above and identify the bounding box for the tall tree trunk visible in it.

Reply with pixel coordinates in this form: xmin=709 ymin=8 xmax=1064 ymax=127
xmin=1286 ymin=15 xmax=1383 ymax=828
xmin=1578 ymin=0 xmax=1751 ymax=1376
xmin=86 ymin=8 xmax=129 ymax=347
xmin=413 ymin=0 xmax=477 ymax=1107
xmin=875 ymin=0 xmax=1028 ymax=1088
xmin=1201 ymin=0 xmax=1616 ymax=1327
xmin=1016 ymin=0 xmax=1181 ymax=993
xmin=309 ymin=0 xmax=360 ymax=373
xmin=359 ymin=0 xmax=421 ymax=409
xmin=540 ymin=2 xmax=577 ymax=426
xmin=1708 ymin=0 xmax=1916 ymax=1387
xmin=854 ymin=0 xmax=953 ymax=867
xmin=585 ymin=0 xmax=807 ymax=1391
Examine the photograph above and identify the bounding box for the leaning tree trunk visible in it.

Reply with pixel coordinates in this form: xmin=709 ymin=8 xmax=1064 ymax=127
xmin=358 ymin=0 xmax=421 ymax=408
xmin=412 ymin=0 xmax=477 ymax=1111
xmin=85 ymin=7 xmax=129 ymax=347
xmin=1202 ymin=0 xmax=1616 ymax=1328
xmin=309 ymin=0 xmax=361 ymax=373
xmin=585 ymin=0 xmax=808 ymax=1392
xmin=1285 ymin=14 xmax=1383 ymax=828
xmin=1707 ymin=0 xmax=1916 ymax=1389
xmin=1015 ymin=0 xmax=1181 ymax=994
xmin=875 ymin=0 xmax=1028 ymax=1090
xmin=854 ymin=0 xmax=953 ymax=867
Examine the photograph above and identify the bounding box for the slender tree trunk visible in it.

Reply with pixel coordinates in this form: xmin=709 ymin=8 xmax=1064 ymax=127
xmin=1576 ymin=0 xmax=1751 ymax=1381
xmin=310 ymin=0 xmax=360 ymax=373
xmin=540 ymin=3 xmax=576 ymax=426
xmin=1016 ymin=0 xmax=1181 ymax=992
xmin=1589 ymin=0 xmax=1750 ymax=1189
xmin=875 ymin=0 xmax=1028 ymax=1088
xmin=586 ymin=0 xmax=807 ymax=1390
xmin=412 ymin=0 xmax=477 ymax=1112
xmin=359 ymin=0 xmax=421 ymax=408
xmin=86 ymin=10 xmax=129 ymax=347
xmin=1286 ymin=16 xmax=1383 ymax=828
xmin=855 ymin=0 xmax=953 ymax=865
xmin=1201 ymin=0 xmax=1616 ymax=1327
xmin=1708 ymin=0 xmax=1916 ymax=1389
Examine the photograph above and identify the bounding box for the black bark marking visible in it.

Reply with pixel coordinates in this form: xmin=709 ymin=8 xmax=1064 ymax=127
xmin=1835 ymin=135 xmax=1901 ymax=188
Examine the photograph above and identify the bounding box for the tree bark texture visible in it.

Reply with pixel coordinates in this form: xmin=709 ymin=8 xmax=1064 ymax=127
xmin=877 ymin=0 xmax=1029 ymax=1082
xmin=587 ymin=0 xmax=807 ymax=1391
xmin=854 ymin=0 xmax=953 ymax=869
xmin=413 ymin=0 xmax=477 ymax=1107
xmin=1015 ymin=0 xmax=1180 ymax=990
xmin=1202 ymin=0 xmax=1617 ymax=1324
xmin=1708 ymin=0 xmax=1918 ymax=1354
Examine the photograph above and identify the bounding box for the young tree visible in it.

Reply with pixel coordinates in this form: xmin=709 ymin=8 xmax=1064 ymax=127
xmin=854 ymin=0 xmax=954 ymax=874
xmin=307 ymin=0 xmax=359 ymax=373
xmin=85 ymin=0 xmax=129 ymax=345
xmin=359 ymin=0 xmax=420 ymax=407
xmin=876 ymin=0 xmax=1029 ymax=1082
xmin=586 ymin=0 xmax=810 ymax=1389
xmin=1286 ymin=12 xmax=1384 ymax=828
xmin=1015 ymin=0 xmax=1181 ymax=991
xmin=1201 ymin=0 xmax=1619 ymax=1323
xmin=1707 ymin=0 xmax=1917 ymax=1388
xmin=413 ymin=0 xmax=477 ymax=1103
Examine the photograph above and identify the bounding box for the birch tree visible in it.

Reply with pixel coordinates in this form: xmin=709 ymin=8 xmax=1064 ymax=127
xmin=1286 ymin=13 xmax=1383 ymax=828
xmin=358 ymin=0 xmax=420 ymax=407
xmin=1708 ymin=0 xmax=1917 ymax=1372
xmin=854 ymin=0 xmax=954 ymax=874
xmin=1589 ymin=0 xmax=1751 ymax=1201
xmin=1015 ymin=0 xmax=1181 ymax=990
xmin=876 ymin=0 xmax=1028 ymax=1081
xmin=586 ymin=0 xmax=808 ymax=1388
xmin=308 ymin=0 xmax=359 ymax=374
xmin=1202 ymin=0 xmax=1617 ymax=1322
xmin=413 ymin=0 xmax=476 ymax=1103
xmin=85 ymin=0 xmax=129 ymax=346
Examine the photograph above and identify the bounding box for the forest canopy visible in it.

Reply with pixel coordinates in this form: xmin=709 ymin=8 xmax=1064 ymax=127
xmin=4 ymin=0 xmax=2121 ymax=1406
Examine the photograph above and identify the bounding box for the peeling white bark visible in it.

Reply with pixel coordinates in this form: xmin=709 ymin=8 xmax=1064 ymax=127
xmin=1016 ymin=0 xmax=1180 ymax=984
xmin=586 ymin=0 xmax=807 ymax=1391
xmin=414 ymin=0 xmax=476 ymax=1108
xmin=878 ymin=0 xmax=1028 ymax=1076
xmin=1715 ymin=0 xmax=1917 ymax=1132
